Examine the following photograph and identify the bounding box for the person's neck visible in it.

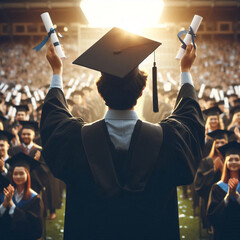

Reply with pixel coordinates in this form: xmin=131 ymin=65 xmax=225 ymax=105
xmin=17 ymin=184 xmax=25 ymax=194
xmin=230 ymin=171 xmax=239 ymax=179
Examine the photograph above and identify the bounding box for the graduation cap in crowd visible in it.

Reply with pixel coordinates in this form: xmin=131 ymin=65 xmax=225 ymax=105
xmin=230 ymin=105 xmax=240 ymax=116
xmin=218 ymin=141 xmax=240 ymax=158
xmin=0 ymin=111 xmax=7 ymax=122
xmin=215 ymin=100 xmax=224 ymax=106
xmin=233 ymin=98 xmax=240 ymax=105
xmin=67 ymin=99 xmax=76 ymax=106
xmin=19 ymin=120 xmax=39 ymax=132
xmin=81 ymin=86 xmax=92 ymax=92
xmin=15 ymin=104 xmax=29 ymax=113
xmin=0 ymin=174 xmax=11 ymax=194
xmin=73 ymin=27 xmax=161 ymax=112
xmin=72 ymin=90 xmax=84 ymax=97
xmin=0 ymin=130 xmax=14 ymax=143
xmin=6 ymin=152 xmax=40 ymax=172
xmin=207 ymin=129 xmax=234 ymax=141
xmin=202 ymin=106 xmax=223 ymax=117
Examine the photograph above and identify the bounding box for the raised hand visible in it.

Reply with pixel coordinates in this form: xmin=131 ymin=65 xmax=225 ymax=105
xmin=234 ymin=126 xmax=240 ymax=142
xmin=180 ymin=43 xmax=197 ymax=72
xmin=34 ymin=150 xmax=41 ymax=161
xmin=228 ymin=178 xmax=239 ymax=196
xmin=46 ymin=43 xmax=63 ymax=75
xmin=3 ymin=184 xmax=15 ymax=208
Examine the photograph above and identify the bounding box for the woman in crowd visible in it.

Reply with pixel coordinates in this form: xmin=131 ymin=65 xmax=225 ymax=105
xmin=207 ymin=141 xmax=240 ymax=240
xmin=0 ymin=152 xmax=43 ymax=240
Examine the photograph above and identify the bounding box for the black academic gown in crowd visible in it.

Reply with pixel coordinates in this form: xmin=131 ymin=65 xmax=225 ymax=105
xmin=194 ymin=157 xmax=222 ymax=228
xmin=207 ymin=182 xmax=240 ymax=240
xmin=40 ymin=83 xmax=205 ymax=240
xmin=0 ymin=190 xmax=43 ymax=240
xmin=202 ymin=138 xmax=214 ymax=158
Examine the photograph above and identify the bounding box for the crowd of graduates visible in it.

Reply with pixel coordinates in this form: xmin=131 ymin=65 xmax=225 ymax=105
xmin=0 ymin=37 xmax=240 ymax=240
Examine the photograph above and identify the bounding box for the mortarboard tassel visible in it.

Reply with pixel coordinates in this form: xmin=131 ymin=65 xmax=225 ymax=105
xmin=152 ymin=52 xmax=159 ymax=112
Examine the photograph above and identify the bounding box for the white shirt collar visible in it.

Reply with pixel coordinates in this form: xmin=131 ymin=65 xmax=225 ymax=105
xmin=22 ymin=142 xmax=34 ymax=150
xmin=105 ymin=109 xmax=138 ymax=120
xmin=14 ymin=189 xmax=24 ymax=203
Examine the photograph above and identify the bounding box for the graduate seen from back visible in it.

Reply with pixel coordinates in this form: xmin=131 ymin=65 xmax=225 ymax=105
xmin=40 ymin=28 xmax=205 ymax=240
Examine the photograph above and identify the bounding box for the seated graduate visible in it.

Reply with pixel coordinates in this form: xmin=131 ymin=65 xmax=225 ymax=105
xmin=202 ymin=106 xmax=224 ymax=158
xmin=194 ymin=129 xmax=233 ymax=231
xmin=0 ymin=152 xmax=43 ymax=240
xmin=207 ymin=141 xmax=240 ymax=240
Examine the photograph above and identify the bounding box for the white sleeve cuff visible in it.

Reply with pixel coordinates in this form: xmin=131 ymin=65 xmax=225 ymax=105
xmin=0 ymin=204 xmax=7 ymax=216
xmin=9 ymin=204 xmax=16 ymax=215
xmin=224 ymin=196 xmax=230 ymax=206
xmin=180 ymin=72 xmax=194 ymax=87
xmin=49 ymin=74 xmax=63 ymax=92
xmin=1 ymin=168 xmax=8 ymax=176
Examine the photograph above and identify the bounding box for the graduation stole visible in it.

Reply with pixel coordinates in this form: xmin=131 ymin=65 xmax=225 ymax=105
xmin=217 ymin=181 xmax=240 ymax=201
xmin=13 ymin=191 xmax=37 ymax=208
xmin=0 ymin=191 xmax=36 ymax=208
xmin=81 ymin=119 xmax=163 ymax=198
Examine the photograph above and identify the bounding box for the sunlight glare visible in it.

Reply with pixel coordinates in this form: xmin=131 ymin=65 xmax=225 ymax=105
xmin=80 ymin=0 xmax=165 ymax=33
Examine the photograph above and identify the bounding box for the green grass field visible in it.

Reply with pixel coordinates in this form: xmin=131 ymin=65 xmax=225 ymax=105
xmin=45 ymin=188 xmax=212 ymax=240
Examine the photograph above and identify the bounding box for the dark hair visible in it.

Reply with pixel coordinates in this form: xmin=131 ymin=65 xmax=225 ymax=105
xmin=96 ymin=69 xmax=147 ymax=110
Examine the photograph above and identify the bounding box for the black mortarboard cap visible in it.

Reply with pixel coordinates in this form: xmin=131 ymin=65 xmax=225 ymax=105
xmin=72 ymin=90 xmax=84 ymax=96
xmin=230 ymin=105 xmax=240 ymax=116
xmin=207 ymin=129 xmax=234 ymax=141
xmin=73 ymin=27 xmax=161 ymax=112
xmin=0 ymin=130 xmax=14 ymax=142
xmin=216 ymin=100 xmax=224 ymax=106
xmin=0 ymin=174 xmax=10 ymax=193
xmin=67 ymin=99 xmax=76 ymax=106
xmin=203 ymin=106 xmax=223 ymax=116
xmin=19 ymin=120 xmax=38 ymax=132
xmin=6 ymin=152 xmax=40 ymax=172
xmin=218 ymin=141 xmax=240 ymax=158
xmin=36 ymin=103 xmax=43 ymax=112
xmin=81 ymin=86 xmax=92 ymax=92
xmin=0 ymin=111 xmax=7 ymax=122
xmin=15 ymin=104 xmax=29 ymax=113
xmin=234 ymin=98 xmax=240 ymax=105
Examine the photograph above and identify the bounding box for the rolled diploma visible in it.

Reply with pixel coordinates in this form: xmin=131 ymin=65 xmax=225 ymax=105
xmin=176 ymin=15 xmax=203 ymax=60
xmin=5 ymin=92 xmax=12 ymax=102
xmin=198 ymin=83 xmax=205 ymax=98
xmin=41 ymin=12 xmax=66 ymax=59
xmin=31 ymin=97 xmax=37 ymax=110
xmin=33 ymin=91 xmax=40 ymax=102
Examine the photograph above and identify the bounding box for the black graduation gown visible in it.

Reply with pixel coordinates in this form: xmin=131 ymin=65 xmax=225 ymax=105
xmin=207 ymin=182 xmax=240 ymax=240
xmin=194 ymin=157 xmax=221 ymax=228
xmin=40 ymin=83 xmax=205 ymax=240
xmin=0 ymin=191 xmax=43 ymax=240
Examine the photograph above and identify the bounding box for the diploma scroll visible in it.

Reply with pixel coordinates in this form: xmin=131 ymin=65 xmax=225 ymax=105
xmin=41 ymin=12 xmax=66 ymax=59
xmin=176 ymin=15 xmax=203 ymax=60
